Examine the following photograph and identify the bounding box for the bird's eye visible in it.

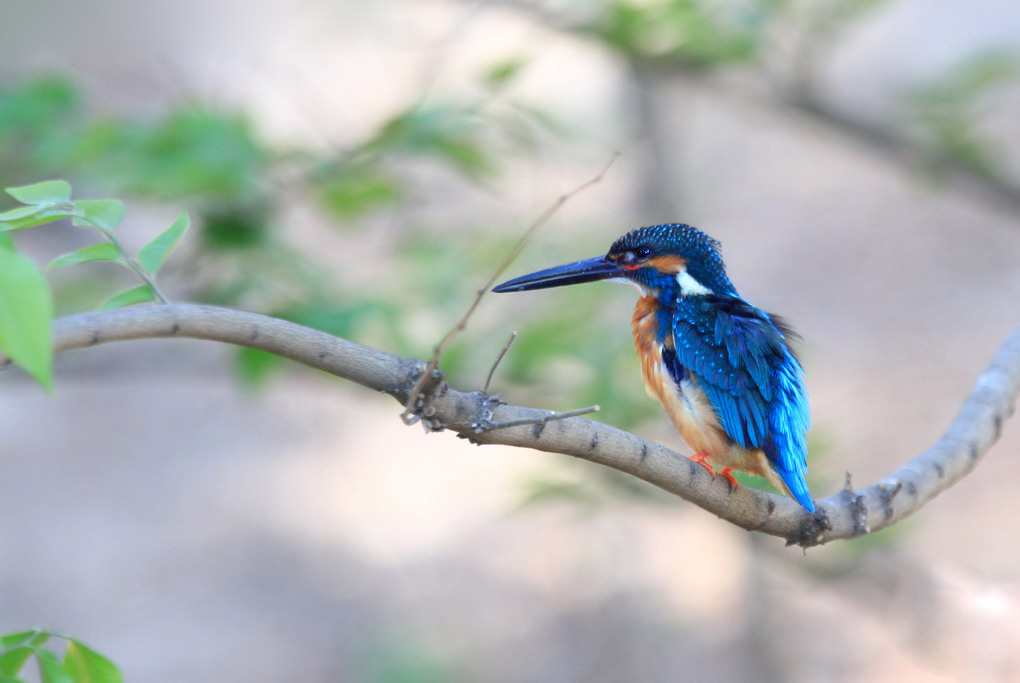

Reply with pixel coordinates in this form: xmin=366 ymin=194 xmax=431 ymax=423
xmin=636 ymin=247 xmax=652 ymax=259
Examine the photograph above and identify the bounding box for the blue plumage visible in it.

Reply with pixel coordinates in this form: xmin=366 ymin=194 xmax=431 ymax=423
xmin=671 ymin=297 xmax=813 ymax=510
xmin=493 ymin=223 xmax=815 ymax=512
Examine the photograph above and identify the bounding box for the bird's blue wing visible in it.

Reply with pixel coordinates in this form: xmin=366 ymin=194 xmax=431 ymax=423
xmin=671 ymin=298 xmax=773 ymax=450
xmin=672 ymin=297 xmax=814 ymax=511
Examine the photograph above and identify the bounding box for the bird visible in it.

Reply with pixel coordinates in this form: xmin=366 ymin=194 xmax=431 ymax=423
xmin=492 ymin=223 xmax=815 ymax=512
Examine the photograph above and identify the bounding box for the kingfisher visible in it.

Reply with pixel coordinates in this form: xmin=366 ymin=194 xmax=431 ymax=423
xmin=492 ymin=224 xmax=815 ymax=511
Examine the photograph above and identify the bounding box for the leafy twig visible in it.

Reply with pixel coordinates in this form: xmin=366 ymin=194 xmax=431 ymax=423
xmin=72 ymin=210 xmax=170 ymax=304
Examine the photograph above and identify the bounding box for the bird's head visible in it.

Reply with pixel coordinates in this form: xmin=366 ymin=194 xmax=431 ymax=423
xmin=493 ymin=224 xmax=737 ymax=298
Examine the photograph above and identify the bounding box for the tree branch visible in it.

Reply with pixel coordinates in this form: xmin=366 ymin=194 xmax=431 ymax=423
xmin=485 ymin=0 xmax=1020 ymax=217
xmin=3 ymin=303 xmax=1018 ymax=547
xmin=783 ymin=95 xmax=1020 ymax=216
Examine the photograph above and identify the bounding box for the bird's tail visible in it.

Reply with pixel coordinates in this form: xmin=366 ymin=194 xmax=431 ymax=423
xmin=767 ymin=456 xmax=815 ymax=513
xmin=764 ymin=362 xmax=815 ymax=513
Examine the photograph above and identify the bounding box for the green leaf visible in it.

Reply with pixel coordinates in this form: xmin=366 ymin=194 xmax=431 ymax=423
xmin=99 ymin=284 xmax=155 ymax=310
xmin=0 ymin=76 xmax=79 ymax=150
xmin=0 ymin=232 xmax=12 ymax=253
xmin=48 ymin=243 xmax=123 ymax=270
xmin=319 ymin=171 xmax=400 ymax=220
xmin=5 ymin=180 xmax=71 ymax=205
xmin=71 ymin=200 xmax=124 ymax=231
xmin=0 ymin=250 xmax=54 ymax=390
xmin=86 ymin=108 xmax=265 ymax=201
xmin=199 ymin=204 xmax=268 ymax=249
xmin=1 ymin=631 xmax=39 ymax=651
xmin=372 ymin=105 xmax=495 ymax=176
xmin=36 ymin=649 xmax=73 ymax=683
xmin=0 ymin=208 xmax=75 ymax=232
xmin=136 ymin=212 xmax=189 ymax=273
xmin=596 ymin=0 xmax=761 ymax=68
xmin=0 ymin=205 xmax=44 ymax=221
xmin=64 ymin=641 xmax=123 ymax=683
xmin=0 ymin=647 xmax=33 ymax=676
xmin=482 ymin=56 xmax=527 ymax=90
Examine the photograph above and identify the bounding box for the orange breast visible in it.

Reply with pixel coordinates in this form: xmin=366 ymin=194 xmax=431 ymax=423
xmin=631 ymin=296 xmax=662 ymax=399
xmin=631 ymin=297 xmax=729 ymax=458
xmin=630 ymin=298 xmax=788 ymax=489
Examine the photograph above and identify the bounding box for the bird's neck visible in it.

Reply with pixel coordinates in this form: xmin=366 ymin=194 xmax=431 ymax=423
xmin=633 ymin=268 xmax=738 ymax=303
xmin=631 ymin=296 xmax=667 ymax=404
xmin=631 ymin=295 xmax=672 ymax=347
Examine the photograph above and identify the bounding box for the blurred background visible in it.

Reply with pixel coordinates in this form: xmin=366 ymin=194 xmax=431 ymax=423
xmin=2 ymin=0 xmax=1020 ymax=680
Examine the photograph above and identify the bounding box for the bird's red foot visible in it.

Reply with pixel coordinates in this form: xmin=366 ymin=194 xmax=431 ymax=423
xmin=719 ymin=467 xmax=739 ymax=490
xmin=689 ymin=453 xmax=739 ymax=490
xmin=689 ymin=451 xmax=717 ymax=476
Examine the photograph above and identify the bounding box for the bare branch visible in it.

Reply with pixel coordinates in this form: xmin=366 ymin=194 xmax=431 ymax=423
xmin=784 ymin=96 xmax=1020 ymax=216
xmin=400 ymin=152 xmax=620 ymax=424
xmin=4 ymin=303 xmax=1018 ymax=547
xmin=483 ymin=404 xmax=600 ymax=432
xmin=483 ymin=331 xmax=517 ymax=394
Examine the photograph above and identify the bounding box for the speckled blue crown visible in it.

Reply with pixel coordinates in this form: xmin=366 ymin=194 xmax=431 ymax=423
xmin=609 ymin=224 xmax=734 ymax=296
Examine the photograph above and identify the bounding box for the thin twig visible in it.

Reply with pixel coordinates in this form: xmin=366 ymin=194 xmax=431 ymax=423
xmin=113 ymin=241 xmax=170 ymax=305
xmin=400 ymin=152 xmax=621 ymax=423
xmin=482 ymin=404 xmax=601 ymax=432
xmin=71 ymin=209 xmax=170 ymax=304
xmin=483 ymin=331 xmax=517 ymax=394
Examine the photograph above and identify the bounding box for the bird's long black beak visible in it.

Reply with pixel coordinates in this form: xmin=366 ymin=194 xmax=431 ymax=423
xmin=492 ymin=257 xmax=624 ymax=293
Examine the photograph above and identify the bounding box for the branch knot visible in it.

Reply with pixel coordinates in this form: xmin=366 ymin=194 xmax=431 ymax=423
xmin=401 ymin=362 xmax=446 ymax=427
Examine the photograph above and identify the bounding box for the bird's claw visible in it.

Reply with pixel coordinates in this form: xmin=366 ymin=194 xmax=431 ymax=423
xmin=689 ymin=451 xmax=716 ymax=475
xmin=689 ymin=452 xmax=739 ymax=491
xmin=719 ymin=467 xmax=739 ymax=490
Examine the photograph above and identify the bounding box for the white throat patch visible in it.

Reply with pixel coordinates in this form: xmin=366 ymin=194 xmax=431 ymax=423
xmin=675 ymin=269 xmax=712 ymax=296
xmin=611 ymin=277 xmax=652 ymax=296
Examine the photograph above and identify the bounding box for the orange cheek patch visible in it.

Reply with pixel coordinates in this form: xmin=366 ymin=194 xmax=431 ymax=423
xmin=645 ymin=255 xmax=687 ymax=273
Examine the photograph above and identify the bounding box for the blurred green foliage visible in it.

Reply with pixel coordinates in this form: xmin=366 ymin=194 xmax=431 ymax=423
xmin=481 ymin=55 xmax=530 ymax=91
xmin=906 ymin=49 xmax=1020 ymax=180
xmin=572 ymin=0 xmax=901 ymax=74
xmin=359 ymin=633 xmax=462 ymax=683
xmin=790 ymin=0 xmax=894 ymax=48
xmin=587 ymin=0 xmax=771 ymax=68
xmin=0 ymin=76 xmax=79 ymax=174
xmin=572 ymin=0 xmax=1016 ymax=195
xmin=0 ymin=629 xmax=122 ymax=683
xmin=0 ymin=68 xmax=545 ymax=352
xmin=0 ymin=69 xmax=663 ymax=434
